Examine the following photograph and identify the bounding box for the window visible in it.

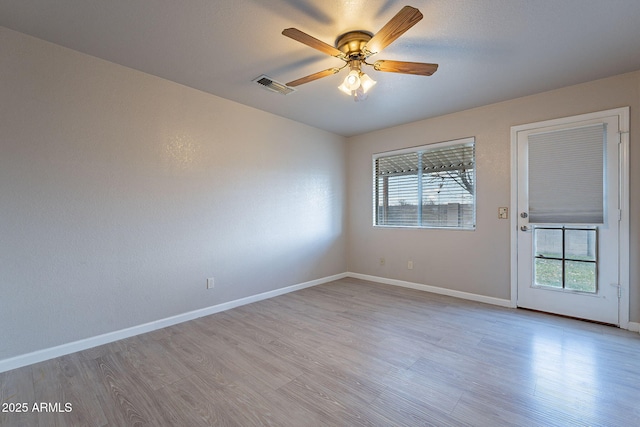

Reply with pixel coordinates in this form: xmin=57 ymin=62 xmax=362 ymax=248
xmin=534 ymin=227 xmax=597 ymax=293
xmin=374 ymin=137 xmax=475 ymax=229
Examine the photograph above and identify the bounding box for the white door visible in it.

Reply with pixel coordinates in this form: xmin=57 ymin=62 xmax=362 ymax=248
xmin=514 ymin=111 xmax=623 ymax=325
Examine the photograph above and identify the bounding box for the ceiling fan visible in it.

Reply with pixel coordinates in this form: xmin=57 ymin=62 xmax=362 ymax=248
xmin=282 ymin=5 xmax=438 ymax=101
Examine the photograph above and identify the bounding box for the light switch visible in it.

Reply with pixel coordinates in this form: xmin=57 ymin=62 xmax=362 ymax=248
xmin=498 ymin=207 xmax=508 ymax=219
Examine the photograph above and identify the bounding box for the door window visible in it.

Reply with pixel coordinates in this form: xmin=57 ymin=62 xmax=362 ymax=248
xmin=534 ymin=227 xmax=597 ymax=293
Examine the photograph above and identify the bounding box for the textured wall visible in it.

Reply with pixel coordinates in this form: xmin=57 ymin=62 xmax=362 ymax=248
xmin=0 ymin=28 xmax=347 ymax=360
xmin=347 ymin=71 xmax=640 ymax=321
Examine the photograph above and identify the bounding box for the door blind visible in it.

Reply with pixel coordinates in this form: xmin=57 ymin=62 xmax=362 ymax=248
xmin=528 ymin=123 xmax=605 ymax=223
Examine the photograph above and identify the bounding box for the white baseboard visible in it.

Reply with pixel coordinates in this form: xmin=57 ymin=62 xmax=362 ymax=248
xmin=628 ymin=322 xmax=640 ymax=333
xmin=0 ymin=273 xmax=347 ymax=374
xmin=347 ymin=274 xmax=640 ymax=332
xmin=346 ymin=272 xmax=514 ymax=308
xmin=2 ymin=271 xmax=633 ymax=373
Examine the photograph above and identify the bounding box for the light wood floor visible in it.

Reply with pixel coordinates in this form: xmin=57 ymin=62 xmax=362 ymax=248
xmin=2 ymin=278 xmax=639 ymax=426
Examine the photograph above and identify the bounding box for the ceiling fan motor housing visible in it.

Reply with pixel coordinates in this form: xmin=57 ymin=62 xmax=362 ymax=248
xmin=335 ymin=31 xmax=373 ymax=60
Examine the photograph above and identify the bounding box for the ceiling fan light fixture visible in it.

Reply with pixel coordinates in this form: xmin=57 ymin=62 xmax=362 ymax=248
xmin=354 ymin=86 xmax=368 ymax=102
xmin=359 ymin=72 xmax=376 ymax=93
xmin=338 ymin=70 xmax=360 ymax=95
xmin=344 ymin=70 xmax=361 ymax=90
xmin=338 ymin=81 xmax=352 ymax=95
xmin=338 ymin=70 xmax=376 ymax=101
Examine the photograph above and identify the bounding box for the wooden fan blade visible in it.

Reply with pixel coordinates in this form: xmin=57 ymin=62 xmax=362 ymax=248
xmin=282 ymin=28 xmax=344 ymax=58
xmin=373 ymin=60 xmax=438 ymax=76
xmin=365 ymin=6 xmax=423 ymax=55
xmin=286 ymin=67 xmax=341 ymax=87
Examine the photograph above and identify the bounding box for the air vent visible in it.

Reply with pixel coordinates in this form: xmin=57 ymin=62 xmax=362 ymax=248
xmin=252 ymin=75 xmax=296 ymax=95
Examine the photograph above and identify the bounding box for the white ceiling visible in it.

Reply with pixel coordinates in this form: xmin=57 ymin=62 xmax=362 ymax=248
xmin=1 ymin=0 xmax=639 ymax=137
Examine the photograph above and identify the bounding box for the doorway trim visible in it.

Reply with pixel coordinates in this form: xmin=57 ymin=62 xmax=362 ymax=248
xmin=510 ymin=107 xmax=630 ymax=328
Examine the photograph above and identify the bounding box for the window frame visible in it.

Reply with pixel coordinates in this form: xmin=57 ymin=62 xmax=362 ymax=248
xmin=372 ymin=137 xmax=476 ymax=230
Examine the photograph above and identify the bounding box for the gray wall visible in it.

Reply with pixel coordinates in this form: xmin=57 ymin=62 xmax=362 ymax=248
xmin=0 ymin=28 xmax=347 ymax=361
xmin=347 ymin=71 xmax=640 ymax=321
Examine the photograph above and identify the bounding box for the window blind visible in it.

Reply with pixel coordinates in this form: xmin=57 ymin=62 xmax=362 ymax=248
xmin=528 ymin=124 xmax=605 ymax=224
xmin=374 ymin=139 xmax=475 ymax=229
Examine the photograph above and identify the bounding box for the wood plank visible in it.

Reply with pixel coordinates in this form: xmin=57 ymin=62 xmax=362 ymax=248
xmin=0 ymin=364 xmax=35 ymax=427
xmin=2 ymin=278 xmax=640 ymax=426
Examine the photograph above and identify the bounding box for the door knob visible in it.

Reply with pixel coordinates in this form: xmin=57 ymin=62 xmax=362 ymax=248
xmin=520 ymin=225 xmax=529 ymax=231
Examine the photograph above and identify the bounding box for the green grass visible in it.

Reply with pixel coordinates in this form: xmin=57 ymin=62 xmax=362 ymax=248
xmin=535 ymin=258 xmax=596 ymax=293
xmin=535 ymin=258 xmax=562 ymax=288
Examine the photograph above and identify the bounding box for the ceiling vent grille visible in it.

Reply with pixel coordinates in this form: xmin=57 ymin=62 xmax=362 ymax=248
xmin=252 ymin=75 xmax=295 ymax=95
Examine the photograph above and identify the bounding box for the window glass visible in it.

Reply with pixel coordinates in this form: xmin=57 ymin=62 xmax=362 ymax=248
xmin=533 ymin=227 xmax=597 ymax=293
xmin=374 ymin=138 xmax=475 ymax=229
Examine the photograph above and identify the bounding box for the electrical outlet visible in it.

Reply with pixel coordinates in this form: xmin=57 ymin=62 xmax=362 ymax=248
xmin=379 ymin=257 xmax=385 ymax=266
xmin=408 ymin=260 xmax=413 ymax=270
xmin=207 ymin=277 xmax=215 ymax=289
